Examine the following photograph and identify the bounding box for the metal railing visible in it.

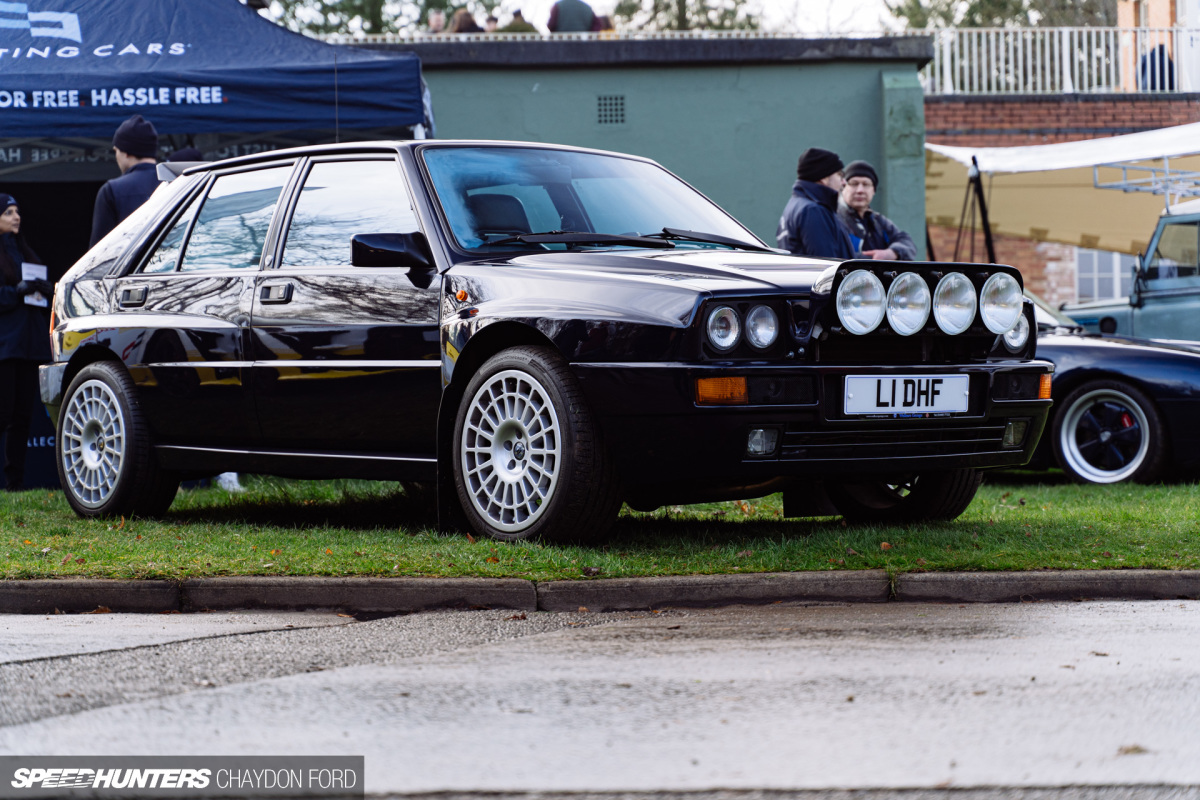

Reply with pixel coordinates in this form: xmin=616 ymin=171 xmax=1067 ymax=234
xmin=924 ymin=26 xmax=1200 ymax=94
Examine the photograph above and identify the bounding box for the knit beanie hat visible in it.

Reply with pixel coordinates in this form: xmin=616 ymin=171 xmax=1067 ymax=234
xmin=112 ymin=115 xmax=158 ymax=158
xmin=797 ymin=148 xmax=844 ymax=182
xmin=0 ymin=194 xmax=15 ymax=214
xmin=844 ymin=160 xmax=879 ymax=187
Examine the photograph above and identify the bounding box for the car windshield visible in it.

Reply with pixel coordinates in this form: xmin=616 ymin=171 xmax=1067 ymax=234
xmin=1028 ymin=291 xmax=1080 ymax=328
xmin=421 ymin=145 xmax=761 ymax=253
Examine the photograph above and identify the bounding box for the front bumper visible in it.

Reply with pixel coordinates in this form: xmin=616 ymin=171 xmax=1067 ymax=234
xmin=38 ymin=362 xmax=68 ymax=426
xmin=573 ymin=360 xmax=1053 ymax=486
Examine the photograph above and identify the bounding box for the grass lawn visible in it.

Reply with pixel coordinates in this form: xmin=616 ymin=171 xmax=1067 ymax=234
xmin=2 ymin=473 xmax=1198 ymax=581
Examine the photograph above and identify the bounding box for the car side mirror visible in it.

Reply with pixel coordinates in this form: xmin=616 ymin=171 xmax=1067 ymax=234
xmin=351 ymin=232 xmax=435 ymax=271
xmin=1132 ymin=254 xmax=1147 ymax=306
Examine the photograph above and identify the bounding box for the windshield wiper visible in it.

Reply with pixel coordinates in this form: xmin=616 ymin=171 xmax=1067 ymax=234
xmin=641 ymin=227 xmax=774 ymax=252
xmin=489 ymin=230 xmax=675 ymax=249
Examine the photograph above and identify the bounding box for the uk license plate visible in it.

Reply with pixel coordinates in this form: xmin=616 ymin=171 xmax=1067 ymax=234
xmin=844 ymin=375 xmax=970 ymax=415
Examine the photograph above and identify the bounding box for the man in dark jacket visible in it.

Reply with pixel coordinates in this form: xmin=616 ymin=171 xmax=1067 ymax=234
xmin=837 ymin=160 xmax=918 ymax=261
xmin=548 ymin=0 xmax=595 ymax=31
xmin=776 ymin=147 xmax=857 ymax=259
xmin=89 ymin=114 xmax=160 ymax=247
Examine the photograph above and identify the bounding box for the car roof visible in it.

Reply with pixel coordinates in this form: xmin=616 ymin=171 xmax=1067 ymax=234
xmin=181 ymin=139 xmax=660 ymax=176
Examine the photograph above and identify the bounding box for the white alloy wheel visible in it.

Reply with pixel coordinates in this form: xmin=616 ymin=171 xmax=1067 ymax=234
xmin=460 ymin=368 xmax=562 ymax=533
xmin=1058 ymin=387 xmax=1151 ymax=484
xmin=60 ymin=379 xmax=127 ymax=508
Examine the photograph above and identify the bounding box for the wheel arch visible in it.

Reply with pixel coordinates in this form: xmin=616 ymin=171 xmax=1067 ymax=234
xmin=435 ymin=321 xmax=560 ymax=532
xmin=62 ymin=345 xmax=128 ymax=401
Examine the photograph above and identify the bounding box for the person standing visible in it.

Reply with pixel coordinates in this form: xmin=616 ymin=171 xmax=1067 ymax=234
xmin=837 ymin=160 xmax=918 ymax=261
xmin=500 ymin=10 xmax=537 ymax=31
xmin=776 ymin=147 xmax=857 ymax=259
xmin=0 ymin=194 xmax=53 ymax=492
xmin=548 ymin=0 xmax=596 ymax=31
xmin=89 ymin=114 xmax=160 ymax=247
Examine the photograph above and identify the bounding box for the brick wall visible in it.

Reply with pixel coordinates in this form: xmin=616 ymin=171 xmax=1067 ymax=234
xmin=923 ymin=94 xmax=1200 ymax=302
xmin=925 ymin=94 xmax=1200 ymax=146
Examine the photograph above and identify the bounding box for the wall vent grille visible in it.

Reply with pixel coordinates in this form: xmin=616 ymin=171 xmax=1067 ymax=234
xmin=597 ymin=95 xmax=626 ymax=125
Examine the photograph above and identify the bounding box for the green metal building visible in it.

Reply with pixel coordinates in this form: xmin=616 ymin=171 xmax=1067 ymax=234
xmin=378 ymin=35 xmax=932 ymax=251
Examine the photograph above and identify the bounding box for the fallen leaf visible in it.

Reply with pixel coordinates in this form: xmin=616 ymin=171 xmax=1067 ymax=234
xmin=75 ymin=558 xmax=85 ymax=565
xmin=60 ymin=554 xmax=73 ymax=565
xmin=23 ymin=540 xmax=31 ymax=544
xmin=85 ymin=606 xmax=111 ymax=614
xmin=270 ymin=549 xmax=282 ymax=555
xmin=117 ymin=516 xmax=125 ymax=531
xmin=1117 ymin=745 xmax=1149 ymax=756
xmin=325 ymin=548 xmax=332 ymax=555
xmin=1103 ymin=551 xmax=1112 ymax=558
xmin=486 ymin=556 xmax=499 ymax=564
xmin=916 ymin=558 xmax=927 ymax=565
xmin=880 ymin=542 xmax=892 ymax=551
xmin=337 ymin=613 xmax=354 ymax=618
xmin=736 ymin=550 xmax=753 ymax=558
xmin=1001 ymin=491 xmax=1012 ymax=500
xmin=1019 ymin=498 xmax=1026 ymax=506
xmin=846 ymin=547 xmax=858 ymax=556
xmin=577 ymin=606 xmax=589 ymax=613
xmin=581 ymin=566 xmax=600 ymax=576
xmin=466 ymin=533 xmax=477 ymax=544
xmin=507 ymin=612 xmax=527 ymax=620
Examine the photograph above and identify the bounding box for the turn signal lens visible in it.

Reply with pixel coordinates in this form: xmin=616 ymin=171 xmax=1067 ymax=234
xmin=1039 ymin=374 xmax=1052 ymax=399
xmin=696 ymin=377 xmax=748 ymax=405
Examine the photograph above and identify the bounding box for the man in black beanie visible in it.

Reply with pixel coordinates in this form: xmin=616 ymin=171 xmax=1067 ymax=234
xmin=776 ymin=147 xmax=857 ymax=259
xmin=90 ymin=114 xmax=160 ymax=247
xmin=837 ymin=159 xmax=917 ymax=261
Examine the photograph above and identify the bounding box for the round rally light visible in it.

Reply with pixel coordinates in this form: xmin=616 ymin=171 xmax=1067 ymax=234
xmin=885 ymin=271 xmax=931 ymax=336
xmin=745 ymin=305 xmax=779 ymax=349
xmin=933 ymin=272 xmax=976 ymax=335
xmin=836 ymin=269 xmax=885 ymax=335
xmin=706 ymin=306 xmax=740 ymax=351
xmin=1003 ymin=309 xmax=1031 ymax=351
xmin=980 ymin=272 xmax=1023 ymax=334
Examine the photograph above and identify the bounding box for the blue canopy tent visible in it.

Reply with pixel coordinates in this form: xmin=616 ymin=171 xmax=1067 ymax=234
xmin=0 ymin=0 xmax=429 ymax=490
xmin=0 ymin=0 xmax=427 ymax=140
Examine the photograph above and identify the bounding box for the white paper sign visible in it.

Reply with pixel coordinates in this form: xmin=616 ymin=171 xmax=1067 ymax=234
xmin=21 ymin=262 xmax=48 ymax=307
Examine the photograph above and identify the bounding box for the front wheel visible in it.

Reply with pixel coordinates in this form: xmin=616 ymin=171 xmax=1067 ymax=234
xmin=826 ymin=469 xmax=982 ymax=524
xmin=1052 ymin=380 xmax=1166 ymax=484
xmin=453 ymin=346 xmax=620 ymax=543
xmin=57 ymin=362 xmax=179 ymax=518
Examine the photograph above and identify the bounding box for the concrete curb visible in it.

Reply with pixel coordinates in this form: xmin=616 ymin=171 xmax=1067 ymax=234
xmin=2 ymin=570 xmax=1199 ymax=614
xmin=0 ymin=579 xmax=179 ymax=614
xmin=537 ymin=571 xmax=891 ymax=611
xmin=180 ymin=577 xmax=537 ymax=613
xmin=895 ymin=569 xmax=1200 ymax=602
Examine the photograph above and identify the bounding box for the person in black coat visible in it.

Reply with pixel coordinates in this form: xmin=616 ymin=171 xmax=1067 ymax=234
xmin=836 ymin=160 xmax=918 ymax=261
xmin=776 ymin=147 xmax=857 ymax=259
xmin=90 ymin=114 xmax=160 ymax=247
xmin=0 ymin=193 xmax=53 ymax=491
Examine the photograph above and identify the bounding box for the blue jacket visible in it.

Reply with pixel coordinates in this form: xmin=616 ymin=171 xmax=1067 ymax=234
xmin=0 ymin=235 xmax=51 ymax=362
xmin=90 ymin=161 xmax=160 ymax=247
xmin=837 ymin=200 xmax=918 ymax=261
xmin=776 ymin=180 xmax=857 ymax=259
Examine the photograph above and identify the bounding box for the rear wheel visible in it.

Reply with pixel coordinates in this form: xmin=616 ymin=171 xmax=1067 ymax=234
xmin=1052 ymin=380 xmax=1165 ymax=484
xmin=57 ymin=362 xmax=179 ymax=518
xmin=826 ymin=469 xmax=982 ymax=524
xmin=453 ymin=346 xmax=620 ymax=543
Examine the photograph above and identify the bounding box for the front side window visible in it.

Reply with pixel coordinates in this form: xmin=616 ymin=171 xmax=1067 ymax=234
xmin=178 ymin=166 xmax=291 ymax=272
xmin=282 ymin=159 xmax=419 ymax=268
xmin=1146 ymin=220 xmax=1200 ymax=284
xmin=422 ymin=146 xmax=756 ymax=252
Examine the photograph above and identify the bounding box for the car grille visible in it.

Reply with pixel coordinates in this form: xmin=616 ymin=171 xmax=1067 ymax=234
xmin=780 ymin=421 xmax=1007 ymax=460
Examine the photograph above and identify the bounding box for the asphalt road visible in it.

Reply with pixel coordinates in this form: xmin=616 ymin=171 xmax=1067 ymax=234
xmin=1 ymin=602 xmax=1198 ymax=796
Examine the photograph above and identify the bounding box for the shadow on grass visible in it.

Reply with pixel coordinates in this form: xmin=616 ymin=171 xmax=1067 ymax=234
xmin=166 ymin=486 xmax=438 ymax=532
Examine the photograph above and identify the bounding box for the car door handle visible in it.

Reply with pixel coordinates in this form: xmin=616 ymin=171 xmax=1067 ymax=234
xmin=260 ymin=282 xmax=294 ymax=304
xmin=118 ymin=286 xmax=147 ymax=308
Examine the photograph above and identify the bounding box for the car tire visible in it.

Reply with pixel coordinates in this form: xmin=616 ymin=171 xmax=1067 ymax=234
xmin=826 ymin=469 xmax=983 ymax=524
xmin=453 ymin=345 xmax=620 ymax=543
xmin=57 ymin=362 xmax=180 ymax=518
xmin=1052 ymin=379 xmax=1166 ymax=484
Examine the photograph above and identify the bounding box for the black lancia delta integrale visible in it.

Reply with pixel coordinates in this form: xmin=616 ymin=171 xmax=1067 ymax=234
xmin=40 ymin=141 xmax=1053 ymax=542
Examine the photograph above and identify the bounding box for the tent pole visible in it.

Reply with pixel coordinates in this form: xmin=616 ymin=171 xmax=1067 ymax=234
xmin=970 ymin=156 xmax=997 ymax=264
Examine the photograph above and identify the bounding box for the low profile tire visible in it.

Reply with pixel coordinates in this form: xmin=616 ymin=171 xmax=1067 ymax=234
xmin=453 ymin=346 xmax=620 ymax=543
xmin=57 ymin=362 xmax=179 ymax=518
xmin=1052 ymin=379 xmax=1166 ymax=484
xmin=827 ymin=469 xmax=983 ymax=524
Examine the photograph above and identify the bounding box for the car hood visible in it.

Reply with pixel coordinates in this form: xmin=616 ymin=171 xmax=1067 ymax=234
xmin=489 ymin=249 xmax=842 ymax=294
